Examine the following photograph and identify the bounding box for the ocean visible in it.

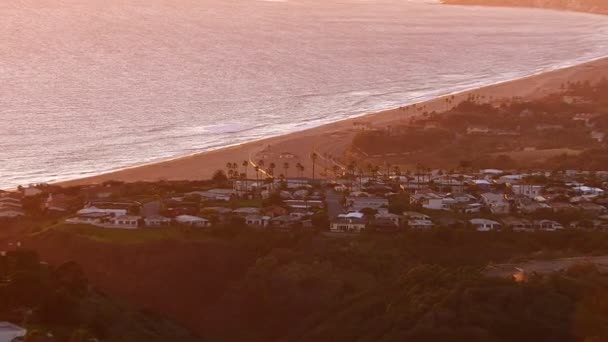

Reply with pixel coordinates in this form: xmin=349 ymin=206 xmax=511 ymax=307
xmin=2 ymin=0 xmax=608 ymax=189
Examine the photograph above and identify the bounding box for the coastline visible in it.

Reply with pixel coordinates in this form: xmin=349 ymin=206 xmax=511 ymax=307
xmin=52 ymin=56 xmax=608 ymax=188
xmin=441 ymin=0 xmax=608 ymax=16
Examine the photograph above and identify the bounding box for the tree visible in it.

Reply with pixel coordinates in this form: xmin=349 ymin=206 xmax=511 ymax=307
xmin=283 ymin=162 xmax=290 ymax=179
xmin=311 ymin=152 xmax=318 ymax=181
xmin=212 ymin=170 xmax=228 ymax=185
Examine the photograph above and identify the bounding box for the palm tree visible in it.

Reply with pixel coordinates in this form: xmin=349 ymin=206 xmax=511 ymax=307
xmin=254 ymin=166 xmax=260 ymax=196
xmin=332 ymin=165 xmax=341 ymax=180
xmin=269 ymin=162 xmax=276 ymax=177
xmin=311 ymin=152 xmax=318 ymax=182
xmin=283 ymin=162 xmax=290 ymax=179
xmin=242 ymin=160 xmax=249 ymax=189
xmin=296 ymin=162 xmax=303 ymax=178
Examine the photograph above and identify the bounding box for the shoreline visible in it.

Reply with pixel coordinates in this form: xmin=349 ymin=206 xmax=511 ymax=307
xmin=441 ymin=0 xmax=608 ymax=16
xmin=46 ymin=55 xmax=608 ymax=188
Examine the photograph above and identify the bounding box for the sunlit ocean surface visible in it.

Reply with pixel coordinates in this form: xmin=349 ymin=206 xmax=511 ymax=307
xmin=2 ymin=0 xmax=608 ymax=189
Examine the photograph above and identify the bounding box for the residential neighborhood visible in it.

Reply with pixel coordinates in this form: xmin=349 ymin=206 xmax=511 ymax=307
xmin=4 ymin=165 xmax=608 ymax=236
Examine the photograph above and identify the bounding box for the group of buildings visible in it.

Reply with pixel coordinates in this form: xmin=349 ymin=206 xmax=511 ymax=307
xmin=329 ymin=168 xmax=608 ymax=233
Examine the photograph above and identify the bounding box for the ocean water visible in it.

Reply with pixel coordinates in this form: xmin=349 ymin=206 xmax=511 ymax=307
xmin=2 ymin=0 xmax=608 ymax=189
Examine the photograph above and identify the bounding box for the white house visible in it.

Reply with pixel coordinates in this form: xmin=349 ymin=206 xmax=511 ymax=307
xmin=23 ymin=186 xmax=43 ymax=197
xmin=330 ymin=217 xmax=366 ymax=233
xmin=0 ymin=322 xmax=26 ymax=342
xmin=107 ymin=215 xmax=141 ymax=229
xmin=534 ymin=220 xmax=564 ymax=231
xmin=188 ymin=189 xmax=236 ymax=202
xmin=77 ymin=206 xmax=128 ymax=217
xmin=245 ymin=214 xmax=270 ymax=227
xmin=403 ymin=211 xmax=431 ymax=221
xmin=470 ymin=218 xmax=501 ymax=232
xmin=176 ymin=215 xmax=211 ymax=228
xmin=408 ymin=219 xmax=434 ymax=230
xmin=66 ymin=212 xmax=113 ymax=225
xmin=347 ymin=196 xmax=389 ymax=212
xmin=144 ymin=215 xmax=172 ymax=227
xmin=511 ymin=184 xmax=544 ymax=198
xmin=233 ymin=207 xmax=261 ymax=216
xmin=422 ymin=198 xmax=447 ymax=210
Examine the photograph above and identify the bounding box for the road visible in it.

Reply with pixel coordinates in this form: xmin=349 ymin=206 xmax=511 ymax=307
xmin=484 ymin=255 xmax=608 ymax=278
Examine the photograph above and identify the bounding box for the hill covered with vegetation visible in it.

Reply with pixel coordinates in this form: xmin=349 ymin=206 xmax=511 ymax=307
xmin=0 ymin=248 xmax=200 ymax=341
xmin=350 ymin=80 xmax=608 ymax=171
xmin=17 ymin=226 xmax=608 ymax=342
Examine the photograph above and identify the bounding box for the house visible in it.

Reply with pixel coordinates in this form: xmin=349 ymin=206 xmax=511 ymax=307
xmin=347 ymin=197 xmax=389 ymax=212
xmin=77 ymin=206 xmax=127 ymax=217
xmin=289 ymin=210 xmax=313 ymax=220
xmin=285 ymin=200 xmax=324 ymax=210
xmin=232 ymin=207 xmax=261 ymax=216
xmin=573 ymin=186 xmax=604 ymax=196
xmin=22 ymin=185 xmax=43 ymax=197
xmin=188 ymin=189 xmax=236 ymax=202
xmin=511 ymin=184 xmax=544 ymax=199
xmin=108 ymin=215 xmax=141 ymax=229
xmin=66 ymin=212 xmax=113 ymax=225
xmin=502 ymin=217 xmax=533 ymax=232
xmin=408 ymin=219 xmax=434 ymax=230
xmin=480 ymin=193 xmax=510 ymax=214
xmin=0 ymin=321 xmax=27 ymax=341
xmin=144 ymin=215 xmax=172 ymax=227
xmin=176 ymin=215 xmax=211 ymax=228
xmin=403 ymin=211 xmax=431 ymax=221
xmin=44 ymin=193 xmax=73 ymax=213
xmin=534 ymin=220 xmax=564 ymax=231
xmin=246 ymin=214 xmax=270 ymax=227
xmin=472 ymin=179 xmax=492 ymax=191
xmin=470 ymin=218 xmax=501 ymax=232
xmin=330 ymin=217 xmax=366 ymax=233
xmin=422 ymin=197 xmax=448 ymax=210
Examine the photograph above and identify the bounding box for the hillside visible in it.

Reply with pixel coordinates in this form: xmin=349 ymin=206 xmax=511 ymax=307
xmin=18 ymin=226 xmax=608 ymax=342
xmin=443 ymin=0 xmax=608 ymax=15
xmin=349 ymin=80 xmax=608 ymax=171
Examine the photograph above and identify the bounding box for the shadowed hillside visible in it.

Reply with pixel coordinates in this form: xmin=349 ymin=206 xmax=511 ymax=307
xmin=19 ymin=227 xmax=608 ymax=342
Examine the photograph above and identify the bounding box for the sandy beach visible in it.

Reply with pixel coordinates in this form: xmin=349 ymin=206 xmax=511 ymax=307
xmin=57 ymin=57 xmax=608 ymax=187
